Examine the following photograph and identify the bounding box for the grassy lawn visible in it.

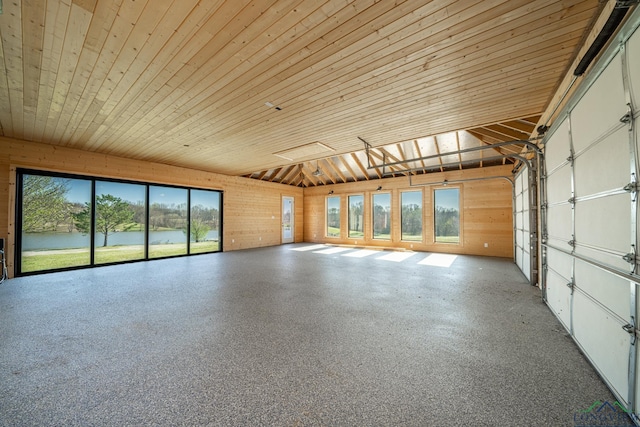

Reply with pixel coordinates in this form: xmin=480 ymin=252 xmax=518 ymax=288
xmin=435 ymin=235 xmax=460 ymax=243
xmin=22 ymin=241 xmax=220 ymax=273
xmin=402 ymin=234 xmax=423 ymax=242
xmin=327 ymin=226 xmax=340 ymax=237
xmin=348 ymin=230 xmax=364 ymax=238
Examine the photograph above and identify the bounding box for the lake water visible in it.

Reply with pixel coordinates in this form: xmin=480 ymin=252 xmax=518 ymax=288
xmin=22 ymin=230 xmax=220 ymax=250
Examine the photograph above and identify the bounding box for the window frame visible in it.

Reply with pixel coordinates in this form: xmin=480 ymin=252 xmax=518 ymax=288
xmin=433 ymin=186 xmax=461 ymax=244
xmin=371 ymin=192 xmax=391 ymax=240
xmin=15 ymin=168 xmax=223 ymax=276
xmin=400 ymin=189 xmax=423 ymax=242
xmin=326 ymin=195 xmax=341 ymax=238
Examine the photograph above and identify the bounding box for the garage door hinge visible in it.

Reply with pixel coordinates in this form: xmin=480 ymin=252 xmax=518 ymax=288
xmin=622 ymin=244 xmax=637 ymax=273
xmin=624 ymin=173 xmax=638 ymax=202
xmin=623 ymin=319 xmax=636 ymax=345
xmin=566 ymin=279 xmax=575 ymax=294
xmin=625 ymin=182 xmax=638 ymax=193
xmin=568 ymin=239 xmax=576 ymax=248
xmin=568 ymin=197 xmax=576 ymax=204
xmin=566 ymin=154 xmax=574 ymax=165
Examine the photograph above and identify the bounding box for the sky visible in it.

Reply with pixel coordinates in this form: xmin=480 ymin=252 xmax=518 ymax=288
xmin=62 ymin=177 xmax=219 ymax=207
xmin=435 ymin=188 xmax=460 ymax=210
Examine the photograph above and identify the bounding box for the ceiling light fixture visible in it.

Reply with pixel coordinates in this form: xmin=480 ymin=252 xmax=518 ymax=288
xmin=312 ymin=161 xmax=323 ymax=176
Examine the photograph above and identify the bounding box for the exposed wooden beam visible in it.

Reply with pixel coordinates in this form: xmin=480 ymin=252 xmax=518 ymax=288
xmin=455 ymin=131 xmax=463 ymax=170
xmin=338 ymin=155 xmax=360 ymax=182
xmin=325 ymin=158 xmax=347 ymax=183
xmin=351 ymin=152 xmax=374 ymax=180
xmin=433 ymin=135 xmax=444 ymax=173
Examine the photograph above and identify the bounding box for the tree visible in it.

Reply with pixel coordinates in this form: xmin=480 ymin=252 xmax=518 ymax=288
xmin=189 ymin=218 xmax=211 ymax=242
xmin=74 ymin=194 xmax=135 ymax=246
xmin=22 ymin=175 xmax=70 ymax=232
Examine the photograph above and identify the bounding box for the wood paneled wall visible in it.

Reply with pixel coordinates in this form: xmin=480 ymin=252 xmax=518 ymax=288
xmin=0 ymin=137 xmax=303 ymax=277
xmin=303 ymin=165 xmax=514 ymax=257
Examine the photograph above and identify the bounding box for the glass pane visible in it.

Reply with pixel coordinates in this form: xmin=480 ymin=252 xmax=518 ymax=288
xmin=20 ymin=174 xmax=91 ymax=272
xmin=434 ymin=188 xmax=460 ymax=243
xmin=326 ymin=196 xmax=340 ymax=237
xmin=401 ymin=191 xmax=423 ymax=241
xmin=94 ymin=181 xmax=146 ymax=264
xmin=372 ymin=193 xmax=391 ymax=240
xmin=190 ymin=189 xmax=221 ymax=254
xmin=149 ymin=186 xmax=188 ymax=258
xmin=348 ymin=195 xmax=364 ymax=238
xmin=282 ymin=198 xmax=293 ymax=240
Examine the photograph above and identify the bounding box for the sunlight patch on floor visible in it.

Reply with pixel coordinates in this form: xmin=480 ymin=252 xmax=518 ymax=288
xmin=314 ymin=247 xmax=352 ymax=255
xmin=376 ymin=252 xmax=417 ymax=262
xmin=418 ymin=253 xmax=457 ymax=267
xmin=290 ymin=244 xmax=327 ymax=252
xmin=342 ymin=249 xmax=380 ymax=258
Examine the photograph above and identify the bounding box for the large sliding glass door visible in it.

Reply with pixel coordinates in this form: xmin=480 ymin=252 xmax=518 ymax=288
xmin=190 ymin=190 xmax=221 ymax=254
xmin=16 ymin=170 xmax=223 ymax=275
xmin=149 ymin=186 xmax=188 ymax=258
xmin=20 ymin=174 xmax=92 ymax=273
xmin=94 ymin=181 xmax=146 ymax=264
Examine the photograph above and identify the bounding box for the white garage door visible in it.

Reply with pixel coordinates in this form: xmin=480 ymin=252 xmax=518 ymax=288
xmin=542 ymin=12 xmax=639 ymax=417
xmin=514 ymin=167 xmax=531 ymax=282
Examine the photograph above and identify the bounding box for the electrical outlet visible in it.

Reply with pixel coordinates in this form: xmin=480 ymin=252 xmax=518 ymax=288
xmin=259 ymin=237 xmax=262 ymax=241
xmin=484 ymin=243 xmax=489 ymax=248
xmin=232 ymin=239 xmax=234 ymax=243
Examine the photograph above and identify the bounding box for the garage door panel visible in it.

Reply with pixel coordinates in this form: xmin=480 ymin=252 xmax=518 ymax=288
xmin=628 ymin=25 xmax=640 ymax=108
xmin=575 ymin=195 xmax=630 ymax=255
xmin=546 ymin=265 xmax=572 ymax=329
xmin=516 ymin=247 xmax=524 ymax=271
xmin=574 ymin=259 xmax=630 ymax=320
xmin=573 ymin=292 xmax=630 ymax=401
xmin=546 ymin=165 xmax=572 ymax=204
xmin=545 ymin=119 xmax=571 ymax=171
xmin=515 ymin=172 xmax=523 ymax=194
xmin=572 ymin=57 xmax=626 ymax=153
xmin=547 ymin=246 xmax=573 ymax=281
xmin=515 ymin=228 xmax=523 ymax=247
xmin=515 ymin=211 xmax=523 ymax=229
xmin=522 ymin=251 xmax=531 ymax=281
xmin=574 ymin=127 xmax=630 ymax=195
xmin=547 ymin=204 xmax=573 ymax=242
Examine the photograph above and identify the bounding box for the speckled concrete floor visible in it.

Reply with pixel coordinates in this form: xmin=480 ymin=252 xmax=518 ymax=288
xmin=0 ymin=244 xmax=627 ymax=426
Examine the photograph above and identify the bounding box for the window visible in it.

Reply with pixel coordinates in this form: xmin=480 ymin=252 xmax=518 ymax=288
xmin=434 ymin=188 xmax=460 ymax=243
xmin=326 ymin=196 xmax=340 ymax=237
xmin=348 ymin=195 xmax=364 ymax=238
xmin=16 ymin=170 xmax=223 ymax=275
xmin=372 ymin=193 xmax=391 ymax=240
xmin=401 ymin=191 xmax=422 ymax=241
xmin=19 ymin=174 xmax=92 ymax=273
xmin=190 ymin=189 xmax=221 ymax=254
xmin=94 ymin=181 xmax=146 ymax=264
xmin=149 ymin=186 xmax=188 ymax=258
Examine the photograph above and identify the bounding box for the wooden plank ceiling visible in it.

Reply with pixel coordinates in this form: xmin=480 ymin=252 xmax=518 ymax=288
xmin=0 ymin=0 xmax=604 ymax=184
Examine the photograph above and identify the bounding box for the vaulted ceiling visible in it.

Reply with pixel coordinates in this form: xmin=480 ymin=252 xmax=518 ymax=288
xmin=0 ymin=0 xmax=607 ymax=185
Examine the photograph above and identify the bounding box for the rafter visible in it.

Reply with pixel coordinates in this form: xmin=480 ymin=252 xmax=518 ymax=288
xmin=325 ymin=158 xmax=347 ymax=183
